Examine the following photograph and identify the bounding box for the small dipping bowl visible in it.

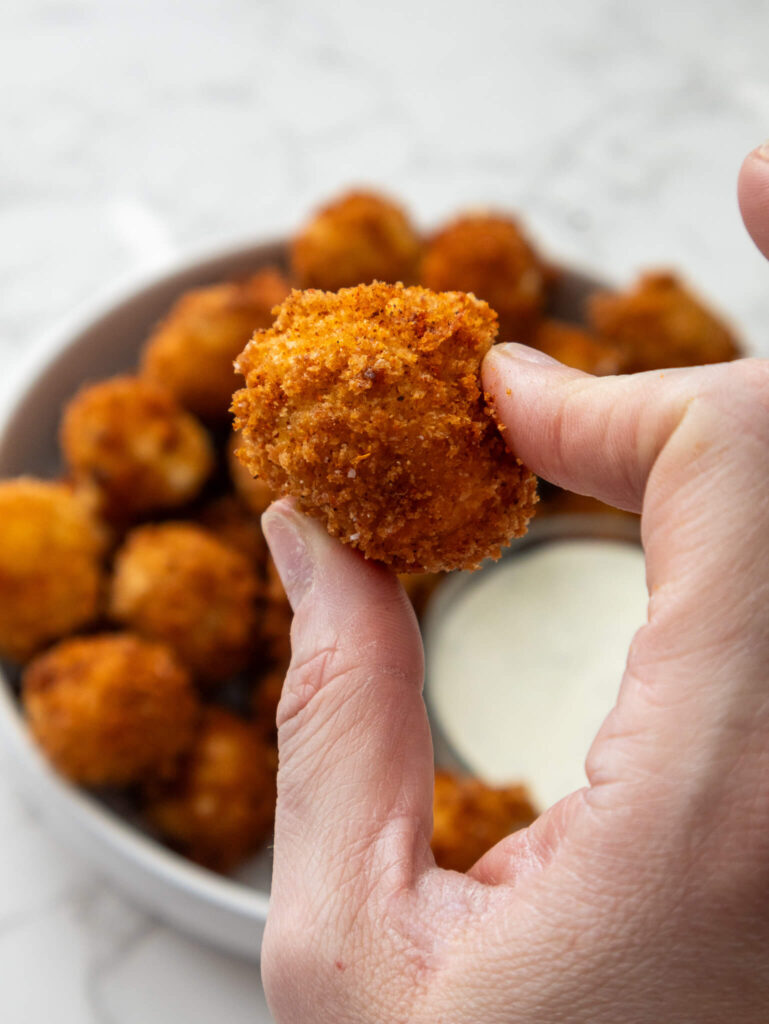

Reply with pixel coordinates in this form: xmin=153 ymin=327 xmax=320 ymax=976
xmin=423 ymin=512 xmax=646 ymax=811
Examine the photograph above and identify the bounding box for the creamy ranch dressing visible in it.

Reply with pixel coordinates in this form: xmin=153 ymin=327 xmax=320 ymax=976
xmin=427 ymin=538 xmax=648 ymax=810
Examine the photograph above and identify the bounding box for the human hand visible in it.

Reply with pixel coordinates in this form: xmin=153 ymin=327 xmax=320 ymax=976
xmin=259 ymin=151 xmax=769 ymax=1023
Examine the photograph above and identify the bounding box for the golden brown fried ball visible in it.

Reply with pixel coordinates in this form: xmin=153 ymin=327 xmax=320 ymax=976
xmin=398 ymin=571 xmax=444 ymax=619
xmin=144 ymin=707 xmax=276 ymax=872
xmin=141 ymin=269 xmax=290 ymax=421
xmin=109 ymin=523 xmax=260 ymax=685
xmin=431 ymin=770 xmax=537 ymax=873
xmin=197 ymin=494 xmax=267 ymax=568
xmin=290 ymin=189 xmax=421 ymax=290
xmin=532 ymin=319 xmax=621 ymax=376
xmin=588 ymin=271 xmax=741 ymax=373
xmin=420 ymin=213 xmax=547 ymax=342
xmin=23 ymin=633 xmax=199 ymax=786
xmin=0 ymin=478 xmax=107 ymax=662
xmin=61 ymin=375 xmax=213 ymax=522
xmin=233 ymin=283 xmax=537 ymax=573
xmin=227 ymin=430 xmax=275 ymax=517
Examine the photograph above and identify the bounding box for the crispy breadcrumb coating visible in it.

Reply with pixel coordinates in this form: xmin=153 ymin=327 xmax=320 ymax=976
xmin=431 ymin=770 xmax=537 ymax=873
xmin=141 ymin=269 xmax=290 ymax=420
xmin=0 ymin=478 xmax=107 ymax=662
xmin=197 ymin=494 xmax=267 ymax=568
xmin=61 ymin=376 xmax=213 ymax=522
xmin=291 ymin=190 xmax=421 ymax=290
xmin=109 ymin=523 xmax=260 ymax=685
xmin=232 ymin=283 xmax=537 ymax=573
xmin=227 ymin=430 xmax=275 ymax=517
xmin=144 ymin=707 xmax=276 ymax=872
xmin=420 ymin=213 xmax=547 ymax=342
xmin=532 ymin=319 xmax=621 ymax=375
xmin=23 ymin=634 xmax=199 ymax=786
xmin=588 ymin=271 xmax=741 ymax=373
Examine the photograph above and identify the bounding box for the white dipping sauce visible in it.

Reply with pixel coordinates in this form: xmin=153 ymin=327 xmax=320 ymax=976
xmin=428 ymin=539 xmax=648 ymax=811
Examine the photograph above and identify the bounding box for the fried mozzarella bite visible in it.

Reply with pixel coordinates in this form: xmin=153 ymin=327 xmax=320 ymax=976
xmin=290 ymin=189 xmax=421 ymax=290
xmin=197 ymin=494 xmax=267 ymax=568
xmin=588 ymin=271 xmax=741 ymax=373
xmin=141 ymin=269 xmax=290 ymax=421
xmin=144 ymin=707 xmax=276 ymax=872
xmin=420 ymin=213 xmax=547 ymax=342
xmin=233 ymin=283 xmax=537 ymax=573
xmin=431 ymin=770 xmax=537 ymax=873
xmin=23 ymin=634 xmax=198 ymax=786
xmin=61 ymin=376 xmax=213 ymax=522
xmin=0 ymin=478 xmax=107 ymax=662
xmin=109 ymin=523 xmax=260 ymax=685
xmin=227 ymin=430 xmax=275 ymax=517
xmin=532 ymin=319 xmax=621 ymax=375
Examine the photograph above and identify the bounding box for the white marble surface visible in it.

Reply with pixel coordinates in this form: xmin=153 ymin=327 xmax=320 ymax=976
xmin=2 ymin=0 xmax=769 ymax=1020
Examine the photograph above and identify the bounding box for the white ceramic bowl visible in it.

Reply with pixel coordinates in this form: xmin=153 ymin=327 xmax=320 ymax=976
xmin=0 ymin=240 xmax=601 ymax=959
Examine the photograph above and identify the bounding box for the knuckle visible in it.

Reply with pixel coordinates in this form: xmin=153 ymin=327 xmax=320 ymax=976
xmin=277 ymin=642 xmax=358 ymax=730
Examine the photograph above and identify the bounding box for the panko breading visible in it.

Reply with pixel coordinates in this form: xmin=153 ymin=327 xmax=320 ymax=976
xmin=61 ymin=376 xmax=213 ymax=522
xmin=109 ymin=523 xmax=260 ymax=685
xmin=23 ymin=634 xmax=198 ymax=786
xmin=431 ymin=770 xmax=537 ymax=873
xmin=232 ymin=283 xmax=538 ymax=573
xmin=141 ymin=269 xmax=290 ymax=420
xmin=588 ymin=271 xmax=741 ymax=373
xmin=420 ymin=213 xmax=547 ymax=342
xmin=290 ymin=190 xmax=421 ymax=290
xmin=0 ymin=478 xmax=107 ymax=662
xmin=144 ymin=707 xmax=276 ymax=872
xmin=532 ymin=319 xmax=621 ymax=376
xmin=197 ymin=494 xmax=267 ymax=569
xmin=227 ymin=430 xmax=275 ymax=517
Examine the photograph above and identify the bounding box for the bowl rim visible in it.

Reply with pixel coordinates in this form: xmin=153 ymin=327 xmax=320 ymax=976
xmin=0 ymin=237 xmax=288 ymax=925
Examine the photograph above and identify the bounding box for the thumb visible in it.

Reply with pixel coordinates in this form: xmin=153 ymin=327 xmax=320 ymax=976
xmin=738 ymin=144 xmax=769 ymax=260
xmin=260 ymin=500 xmax=434 ymax=982
xmin=483 ymin=343 xmax=707 ymax=512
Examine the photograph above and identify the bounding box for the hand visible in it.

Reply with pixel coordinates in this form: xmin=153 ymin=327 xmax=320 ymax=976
xmin=259 ymin=149 xmax=769 ymax=1023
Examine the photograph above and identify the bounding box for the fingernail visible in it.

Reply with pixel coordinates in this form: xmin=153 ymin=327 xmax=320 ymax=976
xmin=262 ymin=502 xmax=315 ymax=609
xmin=758 ymin=140 xmax=769 ymax=161
xmin=492 ymin=342 xmax=561 ymax=366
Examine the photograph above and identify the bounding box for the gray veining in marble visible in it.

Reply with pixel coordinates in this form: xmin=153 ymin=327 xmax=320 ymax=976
xmin=1 ymin=1 xmax=768 ymax=1021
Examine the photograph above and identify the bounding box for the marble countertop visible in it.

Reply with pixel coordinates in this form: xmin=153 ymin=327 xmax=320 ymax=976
xmin=2 ymin=0 xmax=768 ymax=1020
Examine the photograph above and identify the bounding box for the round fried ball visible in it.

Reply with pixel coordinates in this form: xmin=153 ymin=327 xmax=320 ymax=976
xmin=23 ymin=633 xmax=199 ymax=786
xmin=61 ymin=375 xmax=213 ymax=522
xmin=588 ymin=271 xmax=741 ymax=373
xmin=290 ymin=189 xmax=421 ymax=290
xmin=109 ymin=523 xmax=260 ymax=684
xmin=431 ymin=770 xmax=537 ymax=873
xmin=232 ymin=283 xmax=537 ymax=573
xmin=141 ymin=269 xmax=290 ymax=420
xmin=420 ymin=213 xmax=547 ymax=342
xmin=532 ymin=319 xmax=621 ymax=375
xmin=197 ymin=494 xmax=267 ymax=568
xmin=0 ymin=478 xmax=107 ymax=662
xmin=144 ymin=707 xmax=276 ymax=872
xmin=227 ymin=430 xmax=275 ymax=517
